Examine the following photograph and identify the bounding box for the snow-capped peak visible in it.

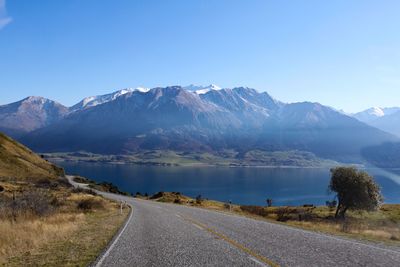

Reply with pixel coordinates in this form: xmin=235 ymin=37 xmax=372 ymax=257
xmin=135 ymin=87 xmax=150 ymax=93
xmin=367 ymin=107 xmax=385 ymax=117
xmin=183 ymin=84 xmax=222 ymax=95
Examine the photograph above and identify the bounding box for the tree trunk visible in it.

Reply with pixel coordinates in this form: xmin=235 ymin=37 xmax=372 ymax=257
xmin=340 ymin=206 xmax=348 ymax=219
xmin=335 ymin=201 xmax=341 ymax=218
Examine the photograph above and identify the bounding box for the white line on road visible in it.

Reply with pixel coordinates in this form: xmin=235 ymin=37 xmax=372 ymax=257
xmin=192 ymin=223 xmax=203 ymax=230
xmin=249 ymin=256 xmax=269 ymax=267
xmin=175 ymin=214 xmax=182 ymax=218
xmin=95 ymin=205 xmax=134 ymax=267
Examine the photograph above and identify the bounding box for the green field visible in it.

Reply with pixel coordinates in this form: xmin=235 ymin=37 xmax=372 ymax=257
xmin=44 ymin=149 xmax=339 ymax=167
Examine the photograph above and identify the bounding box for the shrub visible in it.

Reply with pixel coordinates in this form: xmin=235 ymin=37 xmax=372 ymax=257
xmin=150 ymin=192 xmax=164 ymax=199
xmin=240 ymin=205 xmax=269 ymax=217
xmin=173 ymin=198 xmax=182 ymax=204
xmin=71 ymin=187 xmax=97 ymax=196
xmin=35 ymin=178 xmax=59 ymax=189
xmin=57 ymin=177 xmax=73 ymax=188
xmin=196 ymin=195 xmax=203 ymax=204
xmin=0 ymin=189 xmax=57 ymax=220
xmin=276 ymin=207 xmax=297 ymax=222
xmin=77 ymin=198 xmax=103 ymax=211
xmin=73 ymin=176 xmax=88 ymax=184
xmin=19 ymin=189 xmax=55 ymax=217
xmin=0 ymin=185 xmax=4 ymax=192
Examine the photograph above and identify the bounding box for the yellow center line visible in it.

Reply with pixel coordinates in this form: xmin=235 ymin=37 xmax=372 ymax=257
xmin=180 ymin=214 xmax=280 ymax=267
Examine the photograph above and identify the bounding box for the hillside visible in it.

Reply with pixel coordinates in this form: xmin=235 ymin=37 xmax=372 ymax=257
xmin=0 ymin=132 xmax=64 ymax=179
xmin=0 ymin=132 xmax=129 ymax=266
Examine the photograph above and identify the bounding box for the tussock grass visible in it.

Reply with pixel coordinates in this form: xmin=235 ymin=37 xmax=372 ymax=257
xmin=0 ymin=179 xmax=128 ymax=266
xmin=146 ymin=192 xmax=400 ymax=245
xmin=0 ymin=133 xmax=130 ymax=265
xmin=0 ymin=213 xmax=84 ymax=263
xmin=0 ymin=133 xmax=64 ymax=180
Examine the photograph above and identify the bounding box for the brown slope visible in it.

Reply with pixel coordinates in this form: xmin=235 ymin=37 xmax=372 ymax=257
xmin=0 ymin=132 xmax=64 ymax=179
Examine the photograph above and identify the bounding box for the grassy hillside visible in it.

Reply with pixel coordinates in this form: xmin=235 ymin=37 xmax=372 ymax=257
xmin=0 ymin=132 xmax=129 ymax=266
xmin=0 ymin=132 xmax=64 ymax=179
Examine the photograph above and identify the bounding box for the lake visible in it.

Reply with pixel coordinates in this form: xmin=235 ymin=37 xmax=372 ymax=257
xmin=59 ymin=162 xmax=400 ymax=206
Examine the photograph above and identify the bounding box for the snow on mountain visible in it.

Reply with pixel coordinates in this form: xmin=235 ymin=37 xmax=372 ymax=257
xmin=353 ymin=107 xmax=400 ymax=137
xmin=70 ymin=87 xmax=149 ymax=111
xmin=183 ymin=84 xmax=222 ymax=95
xmin=353 ymin=107 xmax=400 ymax=123
xmin=0 ymin=96 xmax=68 ymax=136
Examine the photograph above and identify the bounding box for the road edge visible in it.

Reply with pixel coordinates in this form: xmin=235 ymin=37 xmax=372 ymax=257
xmin=66 ymin=175 xmax=134 ymax=267
xmin=89 ymin=203 xmax=133 ymax=267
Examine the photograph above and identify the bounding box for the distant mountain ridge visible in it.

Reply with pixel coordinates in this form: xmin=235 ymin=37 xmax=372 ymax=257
xmin=1 ymin=85 xmax=398 ymax=164
xmin=0 ymin=96 xmax=69 ymax=137
xmin=353 ymin=107 xmax=400 ymax=137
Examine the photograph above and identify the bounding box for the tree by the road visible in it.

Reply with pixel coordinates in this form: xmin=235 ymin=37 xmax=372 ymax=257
xmin=329 ymin=167 xmax=382 ymax=218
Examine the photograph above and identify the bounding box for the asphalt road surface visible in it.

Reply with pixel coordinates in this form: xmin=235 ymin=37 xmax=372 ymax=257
xmin=67 ymin=177 xmax=400 ymax=267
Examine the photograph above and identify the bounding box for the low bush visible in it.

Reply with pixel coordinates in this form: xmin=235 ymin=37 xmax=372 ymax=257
xmin=276 ymin=207 xmax=298 ymax=222
xmin=77 ymin=198 xmax=103 ymax=212
xmin=57 ymin=177 xmax=73 ymax=188
xmin=150 ymin=192 xmax=164 ymax=199
xmin=35 ymin=178 xmax=59 ymax=189
xmin=0 ymin=189 xmax=57 ymax=221
xmin=71 ymin=187 xmax=98 ymax=196
xmin=240 ymin=205 xmax=269 ymax=217
xmin=73 ymin=176 xmax=88 ymax=184
xmin=173 ymin=198 xmax=182 ymax=204
xmin=0 ymin=185 xmax=4 ymax=192
xmin=196 ymin=195 xmax=203 ymax=204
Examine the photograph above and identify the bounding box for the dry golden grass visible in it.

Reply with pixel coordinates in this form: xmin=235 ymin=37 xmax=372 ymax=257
xmin=0 ymin=133 xmax=63 ymax=180
xmin=0 ymin=133 xmax=130 ymax=265
xmin=148 ymin=192 xmax=400 ymax=245
xmin=0 ymin=213 xmax=84 ymax=262
xmin=0 ymin=192 xmax=129 ymax=266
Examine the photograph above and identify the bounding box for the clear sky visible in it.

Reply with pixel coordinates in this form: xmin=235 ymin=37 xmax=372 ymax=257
xmin=1 ymin=0 xmax=399 ymax=112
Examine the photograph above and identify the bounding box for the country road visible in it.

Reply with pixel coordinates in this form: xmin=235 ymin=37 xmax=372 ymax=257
xmin=67 ymin=176 xmax=400 ymax=267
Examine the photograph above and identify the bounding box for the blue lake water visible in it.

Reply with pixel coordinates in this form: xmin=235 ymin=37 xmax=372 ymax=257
xmin=59 ymin=162 xmax=400 ymax=206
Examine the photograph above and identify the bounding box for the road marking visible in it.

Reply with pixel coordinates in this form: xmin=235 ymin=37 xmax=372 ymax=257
xmin=192 ymin=223 xmax=203 ymax=230
xmin=181 ymin=215 xmax=279 ymax=267
xmin=175 ymin=214 xmax=182 ymax=218
xmin=95 ymin=205 xmax=134 ymax=267
xmin=249 ymin=256 xmax=269 ymax=267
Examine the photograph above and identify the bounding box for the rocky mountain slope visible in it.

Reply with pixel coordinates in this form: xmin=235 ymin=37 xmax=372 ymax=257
xmin=12 ymin=86 xmax=396 ymax=163
xmin=0 ymin=96 xmax=69 ymax=138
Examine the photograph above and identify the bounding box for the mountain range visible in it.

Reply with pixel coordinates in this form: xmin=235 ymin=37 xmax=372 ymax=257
xmin=353 ymin=107 xmax=400 ymax=137
xmin=0 ymin=85 xmax=398 ymax=165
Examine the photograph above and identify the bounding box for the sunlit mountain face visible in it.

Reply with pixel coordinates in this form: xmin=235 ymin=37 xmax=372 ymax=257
xmin=0 ymin=85 xmax=397 ymax=163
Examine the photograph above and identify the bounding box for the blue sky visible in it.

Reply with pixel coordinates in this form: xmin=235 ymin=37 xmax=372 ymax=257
xmin=1 ymin=0 xmax=399 ymax=112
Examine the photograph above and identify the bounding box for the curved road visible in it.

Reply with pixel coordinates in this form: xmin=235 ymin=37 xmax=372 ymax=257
xmin=68 ymin=177 xmax=400 ymax=267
